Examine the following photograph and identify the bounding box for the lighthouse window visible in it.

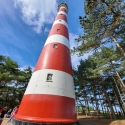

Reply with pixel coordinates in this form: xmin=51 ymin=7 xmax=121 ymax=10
xmin=46 ymin=74 xmax=53 ymax=82
xmin=59 ymin=20 xmax=61 ymax=22
xmin=57 ymin=29 xmax=60 ymax=33
xmin=53 ymin=44 xmax=58 ymax=48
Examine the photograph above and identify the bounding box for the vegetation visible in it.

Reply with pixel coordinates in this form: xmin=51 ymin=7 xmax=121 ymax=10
xmin=72 ymin=0 xmax=125 ymax=120
xmin=0 ymin=55 xmax=32 ymax=108
xmin=72 ymin=0 xmax=125 ymax=57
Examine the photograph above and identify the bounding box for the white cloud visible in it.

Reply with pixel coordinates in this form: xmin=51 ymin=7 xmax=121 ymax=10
xmin=69 ymin=33 xmax=91 ymax=68
xmin=13 ymin=0 xmax=58 ymax=33
xmin=0 ymin=0 xmax=16 ymax=20
xmin=44 ymin=27 xmax=50 ymax=33
xmin=69 ymin=33 xmax=80 ymax=50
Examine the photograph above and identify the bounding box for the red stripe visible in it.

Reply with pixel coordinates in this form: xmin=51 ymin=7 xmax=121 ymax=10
xmin=49 ymin=24 xmax=69 ymax=39
xmin=14 ymin=94 xmax=77 ymax=123
xmin=34 ymin=43 xmax=73 ymax=76
xmin=55 ymin=14 xmax=67 ymax=22
xmin=59 ymin=8 xmax=67 ymax=13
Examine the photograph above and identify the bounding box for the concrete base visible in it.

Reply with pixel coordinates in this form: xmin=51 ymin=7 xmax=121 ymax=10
xmin=12 ymin=118 xmax=78 ymax=125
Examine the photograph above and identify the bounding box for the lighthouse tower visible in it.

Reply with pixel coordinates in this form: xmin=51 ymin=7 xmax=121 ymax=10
xmin=13 ymin=3 xmax=77 ymax=125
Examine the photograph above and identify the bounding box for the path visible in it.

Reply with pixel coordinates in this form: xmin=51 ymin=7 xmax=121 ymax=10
xmin=1 ymin=118 xmax=11 ymax=125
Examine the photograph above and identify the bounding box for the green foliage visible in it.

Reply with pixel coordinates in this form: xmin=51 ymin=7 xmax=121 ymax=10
xmin=0 ymin=55 xmax=32 ymax=108
xmin=72 ymin=1 xmax=125 ymax=117
xmin=72 ymin=0 xmax=125 ymax=57
xmin=73 ymin=46 xmax=125 ymax=116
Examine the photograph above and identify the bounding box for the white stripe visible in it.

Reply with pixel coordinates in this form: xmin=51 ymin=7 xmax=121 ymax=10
xmin=44 ymin=35 xmax=70 ymax=48
xmin=24 ymin=69 xmax=75 ymax=99
xmin=60 ymin=7 xmax=67 ymax=10
xmin=53 ymin=19 xmax=68 ymax=28
xmin=60 ymin=7 xmax=68 ymax=13
xmin=58 ymin=11 xmax=67 ymax=16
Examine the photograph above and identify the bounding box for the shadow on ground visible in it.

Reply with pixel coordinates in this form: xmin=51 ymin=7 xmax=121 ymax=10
xmin=78 ymin=115 xmax=125 ymax=125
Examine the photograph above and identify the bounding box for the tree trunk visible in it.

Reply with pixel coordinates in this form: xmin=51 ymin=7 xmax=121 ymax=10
xmin=111 ymin=75 xmax=125 ymax=104
xmin=101 ymin=82 xmax=116 ymax=120
xmin=115 ymin=70 xmax=125 ymax=89
xmin=86 ymin=97 xmax=90 ymax=115
xmin=110 ymin=35 xmax=125 ymax=58
xmin=110 ymin=61 xmax=125 ymax=96
xmin=79 ymin=100 xmax=84 ymax=114
xmin=92 ymin=85 xmax=100 ymax=119
xmin=100 ymin=96 xmax=104 ymax=113
xmin=111 ymin=83 xmax=125 ymax=116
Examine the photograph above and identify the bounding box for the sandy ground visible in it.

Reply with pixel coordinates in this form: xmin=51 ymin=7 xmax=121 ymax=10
xmin=77 ymin=116 xmax=125 ymax=125
xmin=1 ymin=118 xmax=12 ymax=125
xmin=1 ymin=116 xmax=125 ymax=125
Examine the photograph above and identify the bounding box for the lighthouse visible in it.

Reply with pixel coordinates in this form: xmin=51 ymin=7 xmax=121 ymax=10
xmin=13 ymin=3 xmax=77 ymax=125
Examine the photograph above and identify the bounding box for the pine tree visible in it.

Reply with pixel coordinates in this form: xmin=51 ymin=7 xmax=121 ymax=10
xmin=0 ymin=55 xmax=32 ymax=108
xmin=72 ymin=0 xmax=125 ymax=58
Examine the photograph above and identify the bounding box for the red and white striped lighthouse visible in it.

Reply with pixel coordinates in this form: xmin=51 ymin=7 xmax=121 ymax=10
xmin=13 ymin=3 xmax=77 ymax=125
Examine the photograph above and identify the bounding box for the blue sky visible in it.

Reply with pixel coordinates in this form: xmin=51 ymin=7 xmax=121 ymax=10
xmin=0 ymin=0 xmax=86 ymax=69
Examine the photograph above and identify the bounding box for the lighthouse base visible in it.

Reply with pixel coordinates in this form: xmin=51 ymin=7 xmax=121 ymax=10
xmin=12 ymin=118 xmax=78 ymax=125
